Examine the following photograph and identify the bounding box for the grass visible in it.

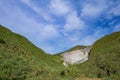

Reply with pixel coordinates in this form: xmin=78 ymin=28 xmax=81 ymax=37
xmin=86 ymin=31 xmax=120 ymax=79
xmin=0 ymin=24 xmax=120 ymax=80
xmin=0 ymin=25 xmax=63 ymax=80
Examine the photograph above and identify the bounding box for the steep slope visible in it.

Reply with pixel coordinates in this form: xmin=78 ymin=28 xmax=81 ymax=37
xmin=0 ymin=25 xmax=64 ymax=80
xmin=1 ymin=25 xmax=96 ymax=80
xmin=56 ymin=32 xmax=120 ymax=80
xmin=0 ymin=25 xmax=44 ymax=79
xmin=86 ymin=31 xmax=120 ymax=79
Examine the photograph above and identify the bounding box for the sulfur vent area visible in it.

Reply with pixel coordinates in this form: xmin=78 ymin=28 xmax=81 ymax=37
xmin=61 ymin=46 xmax=91 ymax=66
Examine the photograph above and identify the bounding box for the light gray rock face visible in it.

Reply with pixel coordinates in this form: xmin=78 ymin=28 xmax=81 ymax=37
xmin=61 ymin=47 xmax=91 ymax=66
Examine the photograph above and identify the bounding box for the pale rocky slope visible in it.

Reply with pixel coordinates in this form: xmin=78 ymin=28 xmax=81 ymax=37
xmin=61 ymin=46 xmax=91 ymax=66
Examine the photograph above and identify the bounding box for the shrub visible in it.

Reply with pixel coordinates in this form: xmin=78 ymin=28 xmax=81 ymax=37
xmin=0 ymin=39 xmax=5 ymax=44
xmin=60 ymin=71 xmax=65 ymax=76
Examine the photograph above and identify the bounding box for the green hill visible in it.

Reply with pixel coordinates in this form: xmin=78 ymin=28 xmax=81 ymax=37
xmin=0 ymin=25 xmax=64 ymax=80
xmin=86 ymin=31 xmax=120 ymax=79
xmin=0 ymin=25 xmax=92 ymax=80
xmin=0 ymin=25 xmax=120 ymax=80
xmin=55 ymin=31 xmax=120 ymax=80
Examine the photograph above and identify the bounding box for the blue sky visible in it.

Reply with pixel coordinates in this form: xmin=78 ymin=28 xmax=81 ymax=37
xmin=0 ymin=0 xmax=120 ymax=54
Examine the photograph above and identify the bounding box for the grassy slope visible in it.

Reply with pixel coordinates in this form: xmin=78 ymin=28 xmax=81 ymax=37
xmin=55 ymin=32 xmax=120 ymax=80
xmin=1 ymin=25 xmax=119 ymax=80
xmin=85 ymin=31 xmax=120 ymax=80
xmin=1 ymin=25 xmax=96 ymax=80
xmin=0 ymin=25 xmax=65 ymax=80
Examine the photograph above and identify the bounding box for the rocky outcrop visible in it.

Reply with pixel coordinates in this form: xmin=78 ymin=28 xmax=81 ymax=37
xmin=61 ymin=47 xmax=91 ymax=66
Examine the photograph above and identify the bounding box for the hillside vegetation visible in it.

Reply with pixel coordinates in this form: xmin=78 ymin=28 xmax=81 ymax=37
xmin=0 ymin=25 xmax=96 ymax=80
xmin=55 ymin=31 xmax=120 ymax=80
xmin=0 ymin=25 xmax=120 ymax=80
xmin=86 ymin=31 xmax=120 ymax=80
xmin=0 ymin=25 xmax=64 ymax=80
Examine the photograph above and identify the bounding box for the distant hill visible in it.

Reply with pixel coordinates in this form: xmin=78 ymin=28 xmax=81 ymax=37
xmin=0 ymin=25 xmax=120 ymax=80
xmin=65 ymin=45 xmax=87 ymax=52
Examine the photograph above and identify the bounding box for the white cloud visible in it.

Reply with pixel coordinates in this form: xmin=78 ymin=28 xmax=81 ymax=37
xmin=0 ymin=1 xmax=60 ymax=47
xmin=0 ymin=0 xmax=62 ymax=54
xmin=114 ymin=24 xmax=120 ymax=31
xmin=21 ymin=0 xmax=54 ymax=22
xmin=41 ymin=45 xmax=55 ymax=54
xmin=38 ymin=25 xmax=60 ymax=40
xmin=81 ymin=5 xmax=103 ymax=18
xmin=50 ymin=0 xmax=71 ymax=16
xmin=0 ymin=0 xmax=119 ymax=54
xmin=105 ymin=0 xmax=120 ymax=19
xmin=0 ymin=1 xmax=42 ymax=34
xmin=108 ymin=5 xmax=120 ymax=16
xmin=64 ymin=11 xmax=85 ymax=31
xmin=79 ymin=28 xmax=107 ymax=45
xmin=80 ymin=0 xmax=107 ymax=18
